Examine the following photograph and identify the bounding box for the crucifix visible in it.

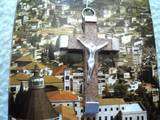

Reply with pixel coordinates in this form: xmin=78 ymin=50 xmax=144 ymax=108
xmin=77 ymin=8 xmax=108 ymax=117
xmin=61 ymin=7 xmax=119 ymax=118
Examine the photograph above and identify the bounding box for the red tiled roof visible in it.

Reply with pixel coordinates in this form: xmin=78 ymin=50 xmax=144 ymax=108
xmin=99 ymin=98 xmax=125 ymax=105
xmin=47 ymin=91 xmax=78 ymax=101
xmin=55 ymin=105 xmax=77 ymax=120
xmin=11 ymin=66 xmax=24 ymax=71
xmin=10 ymin=73 xmax=31 ymax=85
xmin=10 ymin=77 xmax=21 ymax=85
xmin=53 ymin=65 xmax=67 ymax=76
xmin=14 ymin=73 xmax=31 ymax=81
xmin=44 ymin=76 xmax=63 ymax=84
xmin=23 ymin=62 xmax=46 ymax=70
xmin=143 ymin=83 xmax=156 ymax=90
xmin=15 ymin=55 xmax=34 ymax=62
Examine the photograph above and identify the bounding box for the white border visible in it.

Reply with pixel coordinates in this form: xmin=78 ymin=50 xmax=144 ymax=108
xmin=0 ymin=0 xmax=17 ymax=120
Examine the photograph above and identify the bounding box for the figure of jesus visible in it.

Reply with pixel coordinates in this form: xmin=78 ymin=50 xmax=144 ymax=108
xmin=78 ymin=39 xmax=108 ymax=81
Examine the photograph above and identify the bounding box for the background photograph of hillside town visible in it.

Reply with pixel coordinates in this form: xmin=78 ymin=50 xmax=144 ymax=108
xmin=9 ymin=0 xmax=160 ymax=120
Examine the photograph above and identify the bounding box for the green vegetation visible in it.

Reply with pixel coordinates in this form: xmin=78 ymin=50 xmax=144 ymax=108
xmin=114 ymin=80 xmax=128 ymax=98
xmin=59 ymin=53 xmax=83 ymax=67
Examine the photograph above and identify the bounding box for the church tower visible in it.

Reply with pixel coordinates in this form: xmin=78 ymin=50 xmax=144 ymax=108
xmin=13 ymin=65 xmax=60 ymax=120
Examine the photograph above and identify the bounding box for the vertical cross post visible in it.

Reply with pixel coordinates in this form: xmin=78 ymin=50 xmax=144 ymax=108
xmin=78 ymin=7 xmax=108 ymax=118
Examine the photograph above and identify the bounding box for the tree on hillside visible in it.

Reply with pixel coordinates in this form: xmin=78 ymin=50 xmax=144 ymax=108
xmin=135 ymin=85 xmax=147 ymax=97
xmin=114 ymin=82 xmax=128 ymax=98
xmin=103 ymin=84 xmax=110 ymax=97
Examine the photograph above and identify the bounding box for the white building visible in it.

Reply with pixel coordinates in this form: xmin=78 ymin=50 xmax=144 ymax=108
xmin=128 ymin=81 xmax=142 ymax=92
xmin=10 ymin=73 xmax=31 ymax=93
xmin=97 ymin=103 xmax=147 ymax=120
xmin=98 ymin=72 xmax=107 ymax=95
xmin=64 ymin=69 xmax=111 ymax=95
xmin=47 ymin=90 xmax=147 ymax=120
xmin=124 ymin=72 xmax=131 ymax=79
xmin=58 ymin=35 xmax=69 ymax=48
xmin=47 ymin=90 xmax=81 ymax=119
xmin=132 ymin=40 xmax=143 ymax=65
xmin=72 ymin=72 xmax=84 ymax=94
xmin=22 ymin=62 xmax=52 ymax=76
xmin=33 ymin=48 xmax=42 ymax=60
xmin=64 ymin=69 xmax=72 ymax=91
xmin=106 ymin=75 xmax=118 ymax=86
xmin=63 ymin=68 xmax=84 ymax=94
xmin=75 ymin=98 xmax=147 ymax=120
xmin=47 ymin=90 xmax=81 ymax=107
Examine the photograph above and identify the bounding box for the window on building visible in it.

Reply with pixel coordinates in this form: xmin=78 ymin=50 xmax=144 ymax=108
xmin=66 ymin=86 xmax=69 ymax=90
xmin=137 ymin=116 xmax=139 ymax=120
xmin=116 ymin=107 xmax=119 ymax=111
xmin=81 ymin=109 xmax=83 ymax=113
xmin=99 ymin=108 xmax=101 ymax=112
xmin=130 ymin=117 xmax=132 ymax=120
xmin=74 ymin=103 xmax=77 ymax=107
xmin=105 ymin=108 xmax=107 ymax=111
xmin=73 ymin=76 xmax=76 ymax=79
xmin=99 ymin=117 xmax=101 ymax=120
xmin=125 ymin=117 xmax=128 ymax=120
xmin=105 ymin=116 xmax=107 ymax=120
xmin=53 ymin=104 xmax=55 ymax=107
xmin=122 ymin=107 xmax=124 ymax=110
xmin=101 ymin=80 xmax=105 ymax=82
xmin=10 ymin=87 xmax=16 ymax=92
xmin=111 ymin=108 xmax=113 ymax=111
xmin=67 ymin=104 xmax=69 ymax=106
xmin=111 ymin=116 xmax=113 ymax=120
xmin=141 ymin=116 xmax=144 ymax=120
xmin=65 ymin=76 xmax=69 ymax=79
xmin=55 ymin=118 xmax=60 ymax=120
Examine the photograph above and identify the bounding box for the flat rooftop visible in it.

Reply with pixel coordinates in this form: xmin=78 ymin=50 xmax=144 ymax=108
xmin=99 ymin=98 xmax=144 ymax=112
xmin=99 ymin=98 xmax=125 ymax=105
xmin=122 ymin=103 xmax=143 ymax=112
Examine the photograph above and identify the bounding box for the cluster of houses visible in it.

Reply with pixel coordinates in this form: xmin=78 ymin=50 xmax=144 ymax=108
xmin=9 ymin=54 xmax=149 ymax=120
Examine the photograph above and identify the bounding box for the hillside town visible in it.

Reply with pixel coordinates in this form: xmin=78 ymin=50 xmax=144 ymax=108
xmin=9 ymin=0 xmax=160 ymax=120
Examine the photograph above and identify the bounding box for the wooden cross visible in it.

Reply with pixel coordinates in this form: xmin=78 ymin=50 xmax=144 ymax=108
xmin=77 ymin=8 xmax=108 ymax=117
xmin=61 ymin=7 xmax=119 ymax=117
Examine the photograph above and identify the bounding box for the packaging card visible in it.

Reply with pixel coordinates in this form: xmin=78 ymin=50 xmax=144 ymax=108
xmin=0 ymin=0 xmax=160 ymax=120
